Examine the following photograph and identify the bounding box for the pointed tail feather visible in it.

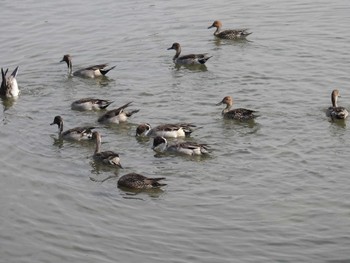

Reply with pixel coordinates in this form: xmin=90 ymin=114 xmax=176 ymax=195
xmin=10 ymin=66 xmax=19 ymax=78
xmin=199 ymin=56 xmax=212 ymax=64
xmin=150 ymin=177 xmax=167 ymax=187
xmin=100 ymin=65 xmax=116 ymax=76
xmin=101 ymin=100 xmax=114 ymax=109
xmin=126 ymin=109 xmax=140 ymax=117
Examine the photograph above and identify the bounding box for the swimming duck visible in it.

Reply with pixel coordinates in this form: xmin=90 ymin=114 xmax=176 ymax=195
xmin=91 ymin=131 xmax=123 ymax=168
xmin=118 ymin=173 xmax=166 ymax=189
xmin=152 ymin=136 xmax=209 ymax=156
xmin=50 ymin=115 xmax=95 ymax=141
xmin=327 ymin=89 xmax=349 ymax=120
xmin=0 ymin=66 xmax=19 ymax=98
xmin=167 ymin=43 xmax=212 ymax=65
xmin=98 ymin=101 xmax=140 ymax=124
xmin=208 ymin=20 xmax=252 ymax=39
xmin=216 ymin=96 xmax=257 ymax=120
xmin=60 ymin=54 xmax=116 ymax=78
xmin=71 ymin=98 xmax=113 ymax=111
xmin=136 ymin=123 xmax=197 ymax=138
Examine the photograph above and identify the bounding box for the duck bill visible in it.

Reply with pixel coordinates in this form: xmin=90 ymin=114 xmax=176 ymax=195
xmin=215 ymin=101 xmax=223 ymax=106
xmin=167 ymin=47 xmax=173 ymax=50
xmin=208 ymin=25 xmax=214 ymax=29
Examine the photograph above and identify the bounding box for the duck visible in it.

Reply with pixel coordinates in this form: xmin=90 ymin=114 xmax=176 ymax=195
xmin=327 ymin=89 xmax=349 ymax=120
xmin=152 ymin=136 xmax=209 ymax=156
xmin=216 ymin=96 xmax=257 ymax=120
xmin=71 ymin=98 xmax=113 ymax=111
xmin=208 ymin=20 xmax=252 ymax=39
xmin=167 ymin=43 xmax=212 ymax=65
xmin=136 ymin=123 xmax=197 ymax=138
xmin=60 ymin=54 xmax=116 ymax=78
xmin=91 ymin=131 xmax=123 ymax=168
xmin=117 ymin=173 xmax=166 ymax=189
xmin=50 ymin=115 xmax=95 ymax=141
xmin=98 ymin=101 xmax=140 ymax=124
xmin=0 ymin=66 xmax=19 ymax=98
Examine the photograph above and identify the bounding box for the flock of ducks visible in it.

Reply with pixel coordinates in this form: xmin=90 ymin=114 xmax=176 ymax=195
xmin=1 ymin=20 xmax=349 ymax=191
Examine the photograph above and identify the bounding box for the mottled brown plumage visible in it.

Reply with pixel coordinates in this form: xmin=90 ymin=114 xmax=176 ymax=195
xmin=117 ymin=173 xmax=166 ymax=189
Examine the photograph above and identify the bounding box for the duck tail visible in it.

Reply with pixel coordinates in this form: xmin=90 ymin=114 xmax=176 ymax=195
xmin=199 ymin=56 xmax=212 ymax=64
xmin=150 ymin=177 xmax=167 ymax=187
xmin=10 ymin=66 xmax=19 ymax=78
xmin=126 ymin=109 xmax=140 ymax=117
xmin=100 ymin=65 xmax=116 ymax=76
xmin=183 ymin=124 xmax=202 ymax=136
xmin=1 ymin=68 xmax=8 ymax=94
xmin=101 ymin=100 xmax=114 ymax=109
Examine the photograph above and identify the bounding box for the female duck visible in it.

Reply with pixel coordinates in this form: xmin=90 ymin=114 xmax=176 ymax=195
xmin=0 ymin=66 xmax=19 ymax=98
xmin=167 ymin=43 xmax=212 ymax=65
xmin=136 ymin=123 xmax=196 ymax=138
xmin=50 ymin=115 xmax=95 ymax=141
xmin=92 ymin=131 xmax=123 ymax=168
xmin=216 ymin=96 xmax=257 ymax=120
xmin=60 ymin=54 xmax=116 ymax=78
xmin=71 ymin=98 xmax=113 ymax=111
xmin=152 ymin=136 xmax=209 ymax=156
xmin=98 ymin=101 xmax=140 ymax=124
xmin=118 ymin=173 xmax=166 ymax=189
xmin=208 ymin=20 xmax=252 ymax=39
xmin=327 ymin=89 xmax=349 ymax=120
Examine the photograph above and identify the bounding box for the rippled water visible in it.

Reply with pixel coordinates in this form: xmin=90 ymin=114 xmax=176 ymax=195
xmin=1 ymin=0 xmax=350 ymax=262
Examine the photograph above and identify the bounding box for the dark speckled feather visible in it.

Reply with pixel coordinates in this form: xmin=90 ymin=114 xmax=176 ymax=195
xmin=118 ymin=173 xmax=166 ymax=189
xmin=208 ymin=20 xmax=252 ymax=40
xmin=217 ymin=96 xmax=257 ymax=120
xmin=326 ymin=89 xmax=349 ymax=120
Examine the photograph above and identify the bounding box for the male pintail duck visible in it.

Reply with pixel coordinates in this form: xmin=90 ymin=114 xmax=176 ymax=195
xmin=216 ymin=96 xmax=257 ymax=120
xmin=208 ymin=20 xmax=252 ymax=40
xmin=71 ymin=98 xmax=113 ymax=111
xmin=98 ymin=101 xmax=140 ymax=124
xmin=327 ymin=89 xmax=349 ymax=120
xmin=167 ymin=43 xmax=212 ymax=65
xmin=118 ymin=173 xmax=166 ymax=189
xmin=60 ymin=54 xmax=116 ymax=78
xmin=92 ymin=131 xmax=123 ymax=168
xmin=152 ymin=136 xmax=209 ymax=156
xmin=50 ymin=115 xmax=95 ymax=141
xmin=136 ymin=123 xmax=197 ymax=138
xmin=0 ymin=66 xmax=19 ymax=98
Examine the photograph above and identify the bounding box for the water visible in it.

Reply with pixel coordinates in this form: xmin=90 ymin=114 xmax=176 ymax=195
xmin=1 ymin=0 xmax=350 ymax=262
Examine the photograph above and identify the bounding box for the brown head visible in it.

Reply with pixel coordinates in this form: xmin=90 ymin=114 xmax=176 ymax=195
xmin=92 ymin=131 xmax=102 ymax=141
xmin=216 ymin=96 xmax=233 ymax=107
xmin=332 ymin=89 xmax=340 ymax=98
xmin=208 ymin=20 xmax=223 ymax=29
xmin=167 ymin=42 xmax=181 ymax=51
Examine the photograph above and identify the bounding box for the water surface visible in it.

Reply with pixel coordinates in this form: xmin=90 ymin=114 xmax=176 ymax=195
xmin=1 ymin=0 xmax=350 ymax=262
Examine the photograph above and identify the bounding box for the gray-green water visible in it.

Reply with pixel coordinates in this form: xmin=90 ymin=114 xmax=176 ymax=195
xmin=1 ymin=0 xmax=350 ymax=262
